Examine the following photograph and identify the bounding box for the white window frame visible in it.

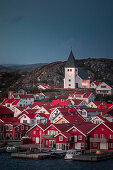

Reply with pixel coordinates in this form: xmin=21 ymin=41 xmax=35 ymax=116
xmin=78 ymin=135 xmax=82 ymax=140
xmin=59 ymin=136 xmax=63 ymax=141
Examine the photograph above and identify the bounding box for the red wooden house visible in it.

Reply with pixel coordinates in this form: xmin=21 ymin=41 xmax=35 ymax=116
xmin=88 ymin=122 xmax=113 ymax=151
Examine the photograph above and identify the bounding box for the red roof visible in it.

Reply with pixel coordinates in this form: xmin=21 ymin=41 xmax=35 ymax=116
xmin=1 ymin=117 xmax=19 ymax=124
xmin=75 ymin=92 xmax=92 ymax=98
xmin=51 ymin=100 xmax=70 ymax=106
xmin=55 ymin=132 xmax=73 ymax=138
xmin=63 ymin=114 xmax=85 ymax=123
xmin=1 ymin=98 xmax=21 ymax=106
xmin=98 ymin=104 xmax=113 ymax=109
xmin=18 ymin=110 xmax=36 ymax=119
xmin=71 ymin=99 xmax=84 ymax=106
xmin=93 ymin=81 xmax=101 ymax=86
xmin=96 ymin=115 xmax=109 ymax=122
xmin=104 ymin=122 xmax=113 ymax=131
xmin=93 ymin=101 xmax=105 ymax=107
xmin=0 ymin=105 xmax=14 ymax=115
xmin=67 ymin=122 xmax=97 ymax=135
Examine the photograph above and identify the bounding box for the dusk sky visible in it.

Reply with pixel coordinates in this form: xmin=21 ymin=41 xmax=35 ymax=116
xmin=0 ymin=0 xmax=113 ymax=64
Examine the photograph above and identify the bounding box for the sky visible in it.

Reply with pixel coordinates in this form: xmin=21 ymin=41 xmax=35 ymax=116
xmin=0 ymin=0 xmax=113 ymax=64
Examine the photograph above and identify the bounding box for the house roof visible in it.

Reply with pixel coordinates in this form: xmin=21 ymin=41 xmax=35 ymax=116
xmin=92 ymin=101 xmax=105 ymax=107
xmin=1 ymin=117 xmax=19 ymax=124
xmin=93 ymin=81 xmax=101 ymax=86
xmin=62 ymin=114 xmax=85 ymax=123
xmin=0 ymin=105 xmax=14 ymax=115
xmin=32 ymin=102 xmax=45 ymax=108
xmin=55 ymin=132 xmax=73 ymax=138
xmin=65 ymin=50 xmax=78 ymax=68
xmin=87 ymin=122 xmax=113 ymax=134
xmin=67 ymin=122 xmax=96 ymax=136
xmin=19 ymin=94 xmax=34 ymax=99
xmin=95 ymin=115 xmax=109 ymax=122
xmin=75 ymin=92 xmax=92 ymax=98
xmin=71 ymin=99 xmax=84 ymax=106
xmin=1 ymin=98 xmax=21 ymax=106
xmin=78 ymin=69 xmax=89 ymax=80
xmin=98 ymin=104 xmax=113 ymax=109
xmin=51 ymin=99 xmax=70 ymax=106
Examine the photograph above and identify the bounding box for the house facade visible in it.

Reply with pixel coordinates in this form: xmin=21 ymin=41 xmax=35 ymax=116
xmin=96 ymin=82 xmax=113 ymax=95
xmin=88 ymin=122 xmax=113 ymax=151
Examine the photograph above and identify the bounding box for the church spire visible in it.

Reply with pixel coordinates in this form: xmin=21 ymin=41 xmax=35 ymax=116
xmin=65 ymin=50 xmax=78 ymax=68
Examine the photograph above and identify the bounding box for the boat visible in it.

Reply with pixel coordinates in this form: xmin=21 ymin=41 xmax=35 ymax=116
xmin=64 ymin=149 xmax=82 ymax=159
xmin=50 ymin=151 xmax=66 ymax=159
xmin=6 ymin=146 xmax=17 ymax=153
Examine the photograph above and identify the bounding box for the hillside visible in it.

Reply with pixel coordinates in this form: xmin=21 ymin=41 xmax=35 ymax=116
xmin=1 ymin=63 xmax=47 ymax=74
xmin=12 ymin=58 xmax=113 ymax=88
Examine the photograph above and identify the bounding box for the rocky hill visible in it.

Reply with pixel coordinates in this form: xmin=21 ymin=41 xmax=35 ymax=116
xmin=13 ymin=58 xmax=113 ymax=88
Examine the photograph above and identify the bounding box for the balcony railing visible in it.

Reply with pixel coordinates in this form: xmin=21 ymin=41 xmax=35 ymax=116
xmin=90 ymin=138 xmax=109 ymax=143
xmin=41 ymin=134 xmax=55 ymax=139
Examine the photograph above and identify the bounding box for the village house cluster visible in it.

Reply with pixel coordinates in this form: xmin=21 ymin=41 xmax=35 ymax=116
xmin=0 ymin=51 xmax=113 ymax=152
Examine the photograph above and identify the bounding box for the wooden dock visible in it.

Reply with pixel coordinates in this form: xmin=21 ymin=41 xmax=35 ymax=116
xmin=72 ymin=152 xmax=113 ymax=161
xmin=11 ymin=153 xmax=51 ymax=160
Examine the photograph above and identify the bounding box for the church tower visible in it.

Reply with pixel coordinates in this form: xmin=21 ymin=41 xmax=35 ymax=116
xmin=64 ymin=50 xmax=78 ymax=88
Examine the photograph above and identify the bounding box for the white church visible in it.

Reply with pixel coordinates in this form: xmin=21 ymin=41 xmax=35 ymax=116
xmin=64 ymin=51 xmax=90 ymax=89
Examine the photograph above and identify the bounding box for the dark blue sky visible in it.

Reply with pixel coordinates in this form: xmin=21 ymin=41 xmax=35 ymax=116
xmin=0 ymin=0 xmax=113 ymax=64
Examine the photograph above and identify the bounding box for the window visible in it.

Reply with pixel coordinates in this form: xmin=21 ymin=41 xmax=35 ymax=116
xmin=33 ymin=131 xmax=36 ymax=135
xmin=67 ymin=69 xmax=69 ymax=71
xmin=69 ymin=84 xmax=71 ymax=86
xmin=15 ymin=133 xmax=18 ymax=138
xmin=62 ymin=121 xmax=65 ymax=123
xmin=94 ymin=134 xmax=98 ymax=138
xmin=100 ymin=134 xmax=104 ymax=138
xmin=70 ymin=69 xmax=72 ymax=71
xmin=33 ymin=137 xmax=35 ymax=141
xmin=101 ymin=86 xmax=106 ymax=88
xmin=78 ymin=135 xmax=82 ymax=140
xmin=110 ymin=143 xmax=113 ymax=148
xmin=69 ymin=79 xmax=71 ymax=82
xmin=23 ymin=120 xmax=27 ymax=123
xmin=26 ymin=126 xmax=28 ymax=130
xmin=6 ymin=126 xmax=9 ymax=131
xmin=81 ymin=143 xmax=84 ymax=147
xmin=46 ymin=140 xmax=48 ymax=145
xmin=59 ymin=136 xmax=63 ymax=141
xmin=93 ymin=142 xmax=97 ymax=147
xmin=73 ymin=129 xmax=76 ymax=132
xmin=9 ymin=125 xmax=12 ymax=131
xmin=24 ymin=115 xmax=26 ymax=118
xmin=109 ymin=135 xmax=112 ymax=139
xmin=21 ymin=125 xmax=24 ymax=130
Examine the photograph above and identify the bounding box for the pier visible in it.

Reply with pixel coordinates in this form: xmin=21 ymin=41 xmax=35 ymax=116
xmin=72 ymin=152 xmax=113 ymax=161
xmin=11 ymin=153 xmax=51 ymax=159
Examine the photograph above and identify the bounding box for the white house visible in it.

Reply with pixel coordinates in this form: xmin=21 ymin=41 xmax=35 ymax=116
xmin=64 ymin=51 xmax=90 ymax=89
xmin=19 ymin=94 xmax=34 ymax=106
xmin=96 ymin=82 xmax=113 ymax=95
xmin=90 ymin=81 xmax=101 ymax=89
xmin=69 ymin=91 xmax=95 ymax=104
